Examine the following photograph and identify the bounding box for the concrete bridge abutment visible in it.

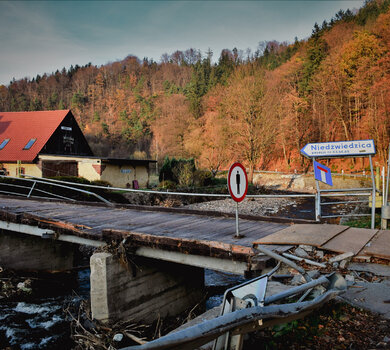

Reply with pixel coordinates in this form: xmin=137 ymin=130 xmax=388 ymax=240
xmin=0 ymin=229 xmax=76 ymax=272
xmin=90 ymin=252 xmax=205 ymax=324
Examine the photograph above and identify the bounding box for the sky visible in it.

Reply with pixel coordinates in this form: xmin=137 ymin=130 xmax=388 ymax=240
xmin=0 ymin=0 xmax=365 ymax=86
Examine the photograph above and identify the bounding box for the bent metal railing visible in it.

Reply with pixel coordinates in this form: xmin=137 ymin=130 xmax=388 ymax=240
xmin=0 ymin=175 xmax=373 ymax=221
xmin=0 ymin=175 xmax=112 ymax=205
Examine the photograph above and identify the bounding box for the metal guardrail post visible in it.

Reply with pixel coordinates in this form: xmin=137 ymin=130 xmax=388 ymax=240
xmin=313 ymin=157 xmax=321 ymax=222
xmin=381 ymin=144 xmax=390 ymax=230
xmin=27 ymin=180 xmax=37 ymax=198
xmin=369 ymin=155 xmax=376 ymax=229
xmin=386 ymin=144 xmax=390 ymax=204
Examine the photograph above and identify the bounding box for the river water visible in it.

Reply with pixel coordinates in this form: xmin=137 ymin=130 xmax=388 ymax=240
xmin=0 ymin=268 xmax=244 ymax=349
xmin=0 ymin=269 xmax=90 ymax=349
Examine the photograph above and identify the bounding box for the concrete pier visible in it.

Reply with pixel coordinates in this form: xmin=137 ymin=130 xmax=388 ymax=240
xmin=90 ymin=252 xmax=205 ymax=324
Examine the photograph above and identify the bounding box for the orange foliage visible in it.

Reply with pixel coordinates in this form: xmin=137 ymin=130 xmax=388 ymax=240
xmin=3 ymin=3 xmax=390 ymax=173
xmin=151 ymin=94 xmax=193 ymax=159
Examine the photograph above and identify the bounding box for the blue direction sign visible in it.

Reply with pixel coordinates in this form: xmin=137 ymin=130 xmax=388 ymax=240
xmin=301 ymin=140 xmax=376 ymax=158
xmin=314 ymin=161 xmax=333 ymax=186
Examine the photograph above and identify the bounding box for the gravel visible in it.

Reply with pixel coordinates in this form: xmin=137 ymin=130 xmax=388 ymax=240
xmin=185 ymin=197 xmax=298 ymax=217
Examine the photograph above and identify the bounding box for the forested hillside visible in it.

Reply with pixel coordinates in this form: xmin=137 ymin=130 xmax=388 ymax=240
xmin=1 ymin=0 xmax=390 ymax=177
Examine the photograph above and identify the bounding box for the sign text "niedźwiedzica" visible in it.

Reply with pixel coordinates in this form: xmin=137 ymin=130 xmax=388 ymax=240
xmin=301 ymin=140 xmax=376 ymax=158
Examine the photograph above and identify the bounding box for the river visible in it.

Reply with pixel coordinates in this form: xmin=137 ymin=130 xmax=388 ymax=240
xmin=0 ymin=269 xmax=90 ymax=349
xmin=0 ymin=268 xmax=245 ymax=349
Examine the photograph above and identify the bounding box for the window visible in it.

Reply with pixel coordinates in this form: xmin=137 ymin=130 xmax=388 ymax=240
xmin=23 ymin=138 xmax=36 ymax=150
xmin=0 ymin=139 xmax=10 ymax=150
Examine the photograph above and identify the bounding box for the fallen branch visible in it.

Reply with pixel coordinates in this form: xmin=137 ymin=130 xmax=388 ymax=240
xmin=125 ymin=332 xmax=148 ymax=345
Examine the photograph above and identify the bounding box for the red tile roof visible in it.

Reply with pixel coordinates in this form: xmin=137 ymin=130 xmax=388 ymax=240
xmin=0 ymin=110 xmax=70 ymax=162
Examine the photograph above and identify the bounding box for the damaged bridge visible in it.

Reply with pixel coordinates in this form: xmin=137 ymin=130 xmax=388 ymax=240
xmin=0 ymin=195 xmax=297 ymax=275
xmin=0 ymin=195 xmax=296 ymax=324
xmin=1 ymin=195 xmax=390 ymax=328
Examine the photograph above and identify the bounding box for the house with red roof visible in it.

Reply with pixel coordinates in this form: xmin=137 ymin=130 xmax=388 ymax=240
xmin=0 ymin=110 xmax=155 ymax=188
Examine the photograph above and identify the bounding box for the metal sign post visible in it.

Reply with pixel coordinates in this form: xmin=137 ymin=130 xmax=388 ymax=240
xmin=369 ymin=155 xmax=376 ymax=229
xmin=227 ymin=163 xmax=248 ymax=238
xmin=235 ymin=201 xmax=240 ymax=238
xmin=301 ymin=140 xmax=377 ymax=229
xmin=313 ymin=160 xmax=333 ymax=221
xmin=382 ymin=144 xmax=390 ymax=229
xmin=313 ymin=158 xmax=320 ymax=221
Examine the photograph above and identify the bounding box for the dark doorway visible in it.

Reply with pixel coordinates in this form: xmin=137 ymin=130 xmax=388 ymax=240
xmin=42 ymin=161 xmax=78 ymax=177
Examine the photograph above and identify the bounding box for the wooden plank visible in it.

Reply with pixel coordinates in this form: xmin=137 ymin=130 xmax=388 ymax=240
xmin=166 ymin=218 xmax=230 ymax=235
xmin=256 ymin=224 xmax=287 ymax=235
xmin=321 ymin=227 xmax=378 ymax=254
xmin=166 ymin=220 xmax=218 ymax=236
xmin=90 ymin=211 xmax=185 ymax=232
xmin=29 ymin=209 xmax=97 ymax=221
xmin=126 ymin=216 xmax=197 ymax=235
xmin=113 ymin=219 xmax=164 ymax=231
xmin=66 ymin=215 xmax=117 ymax=228
xmin=362 ymin=230 xmax=390 ymax=260
xmin=238 ymin=223 xmax=277 ymax=237
xmin=253 ymin=224 xmax=348 ymax=247
xmin=242 ymin=228 xmax=275 ymax=242
xmin=8 ymin=206 xmax=57 ymax=214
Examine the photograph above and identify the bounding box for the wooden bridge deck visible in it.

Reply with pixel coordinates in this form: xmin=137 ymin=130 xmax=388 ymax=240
xmin=0 ymin=196 xmax=288 ymax=244
xmin=0 ymin=196 xmax=293 ymax=273
xmin=1 ymin=195 xmax=388 ymax=273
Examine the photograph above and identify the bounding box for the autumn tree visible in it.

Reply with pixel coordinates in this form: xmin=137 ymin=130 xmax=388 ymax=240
xmin=185 ymin=85 xmax=230 ymax=175
xmin=220 ymin=66 xmax=276 ymax=182
xmin=151 ymin=94 xmax=193 ymax=161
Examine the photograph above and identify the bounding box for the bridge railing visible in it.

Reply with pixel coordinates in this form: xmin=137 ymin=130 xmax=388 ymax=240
xmin=0 ymin=175 xmax=373 ymax=221
xmin=20 ymin=174 xmax=317 ymax=199
xmin=0 ymin=175 xmax=112 ymax=205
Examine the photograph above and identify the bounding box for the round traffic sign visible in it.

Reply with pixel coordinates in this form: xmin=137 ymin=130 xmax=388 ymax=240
xmin=227 ymin=162 xmax=248 ymax=202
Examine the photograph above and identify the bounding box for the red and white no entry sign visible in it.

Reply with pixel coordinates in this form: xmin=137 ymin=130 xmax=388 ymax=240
xmin=227 ymin=162 xmax=248 ymax=202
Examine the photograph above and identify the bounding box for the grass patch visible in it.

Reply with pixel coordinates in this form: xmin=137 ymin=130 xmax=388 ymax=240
xmin=343 ymin=214 xmax=381 ymax=229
